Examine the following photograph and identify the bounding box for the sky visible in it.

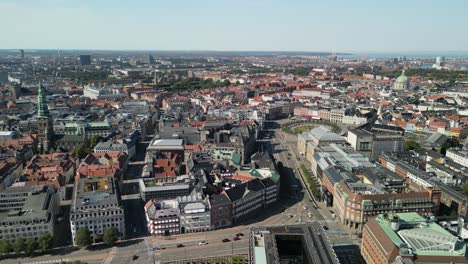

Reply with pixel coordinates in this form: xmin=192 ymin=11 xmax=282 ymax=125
xmin=1 ymin=0 xmax=468 ymax=52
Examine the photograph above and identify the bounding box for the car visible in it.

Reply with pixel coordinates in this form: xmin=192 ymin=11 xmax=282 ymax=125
xmin=176 ymin=243 xmax=184 ymax=248
xmin=288 ymin=214 xmax=294 ymax=218
xmin=198 ymin=241 xmax=208 ymax=245
xmin=222 ymin=238 xmax=230 ymax=242
xmin=303 ymin=205 xmax=308 ymax=210
xmin=233 ymin=236 xmax=241 ymax=241
xmin=236 ymin=233 xmax=244 ymax=237
xmin=132 ymin=255 xmax=139 ymax=261
xmin=308 ymin=213 xmax=312 ymax=218
xmin=322 ymin=225 xmax=329 ymax=230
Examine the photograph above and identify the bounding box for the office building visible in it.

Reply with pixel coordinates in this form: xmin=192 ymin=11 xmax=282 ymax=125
xmin=0 ymin=185 xmax=59 ymax=241
xmin=70 ymin=177 xmax=125 ymax=245
xmin=144 ymin=199 xmax=180 ymax=236
xmin=177 ymin=193 xmax=211 ymax=233
xmin=347 ymin=125 xmax=404 ymax=160
xmin=79 ymin=55 xmax=91 ymax=65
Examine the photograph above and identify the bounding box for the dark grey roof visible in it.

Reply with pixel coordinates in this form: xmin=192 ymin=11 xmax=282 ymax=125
xmin=324 ymin=166 xmax=355 ymax=185
xmin=209 ymin=192 xmax=231 ymax=206
xmin=423 ymin=132 xmax=448 ymax=148
xmin=225 ymin=183 xmax=247 ymax=202
xmin=246 ymin=179 xmax=265 ymax=192
xmin=261 ymin=177 xmax=276 ymax=188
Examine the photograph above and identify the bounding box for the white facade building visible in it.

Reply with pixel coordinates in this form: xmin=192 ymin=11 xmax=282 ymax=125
xmin=446 ymin=149 xmax=468 ymax=167
xmin=70 ymin=178 xmax=125 ymax=245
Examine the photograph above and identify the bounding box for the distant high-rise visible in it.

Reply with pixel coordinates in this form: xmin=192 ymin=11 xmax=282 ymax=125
xmin=436 ymin=56 xmax=445 ymax=65
xmin=79 ymin=55 xmax=91 ymax=65
xmin=144 ymin=54 xmax=155 ymax=64
xmin=19 ymin=49 xmax=24 ymax=58
xmin=433 ymin=56 xmax=446 ymax=70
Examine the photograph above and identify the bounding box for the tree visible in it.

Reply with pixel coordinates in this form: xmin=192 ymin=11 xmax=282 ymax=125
xmin=440 ymin=137 xmax=460 ymax=155
xmin=463 ymin=183 xmax=468 ymax=196
xmin=76 ymin=228 xmax=92 ymax=248
xmin=0 ymin=240 xmax=11 ymax=255
xmin=89 ymin=136 xmax=103 ymax=149
xmin=103 ymin=227 xmax=118 ymax=246
xmin=38 ymin=234 xmax=53 ymax=253
xmin=71 ymin=144 xmax=87 ymax=159
xmin=26 ymin=238 xmax=38 ymax=255
xmin=404 ymin=140 xmax=421 ymax=151
xmin=13 ymin=238 xmax=26 ymax=254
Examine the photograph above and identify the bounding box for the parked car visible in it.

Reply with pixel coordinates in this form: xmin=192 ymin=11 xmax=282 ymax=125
xmin=303 ymin=205 xmax=308 ymax=210
xmin=132 ymin=255 xmax=139 ymax=260
xmin=176 ymin=244 xmax=184 ymax=248
xmin=222 ymin=238 xmax=230 ymax=243
xmin=233 ymin=236 xmax=241 ymax=241
xmin=236 ymin=233 xmax=244 ymax=237
xmin=322 ymin=225 xmax=329 ymax=230
xmin=198 ymin=241 xmax=208 ymax=245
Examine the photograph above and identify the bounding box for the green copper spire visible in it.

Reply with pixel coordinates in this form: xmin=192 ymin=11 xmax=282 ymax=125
xmin=37 ymin=81 xmax=49 ymax=117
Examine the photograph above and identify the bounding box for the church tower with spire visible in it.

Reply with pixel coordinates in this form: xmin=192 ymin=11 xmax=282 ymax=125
xmin=36 ymin=82 xmax=53 ymax=152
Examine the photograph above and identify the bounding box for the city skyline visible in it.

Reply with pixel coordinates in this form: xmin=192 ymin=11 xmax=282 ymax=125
xmin=1 ymin=0 xmax=468 ymax=52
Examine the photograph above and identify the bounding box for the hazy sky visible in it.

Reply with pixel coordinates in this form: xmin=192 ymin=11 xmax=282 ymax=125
xmin=1 ymin=0 xmax=468 ymax=52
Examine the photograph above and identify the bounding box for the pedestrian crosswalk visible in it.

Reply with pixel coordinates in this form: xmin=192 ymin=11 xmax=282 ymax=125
xmin=25 ymin=259 xmax=70 ymax=264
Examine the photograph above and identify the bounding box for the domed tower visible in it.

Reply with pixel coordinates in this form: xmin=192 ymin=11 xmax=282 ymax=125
xmin=393 ymin=70 xmax=409 ymax=91
xmin=36 ymin=82 xmax=54 ymax=152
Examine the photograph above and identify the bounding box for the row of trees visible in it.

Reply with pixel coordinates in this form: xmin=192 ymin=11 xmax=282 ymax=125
xmin=157 ymin=77 xmax=230 ymax=91
xmin=0 ymin=227 xmax=119 ymax=256
xmin=0 ymin=234 xmax=53 ymax=256
xmin=75 ymin=227 xmax=119 ymax=248
xmin=282 ymin=119 xmax=341 ymax=135
xmin=300 ymin=164 xmax=320 ymax=197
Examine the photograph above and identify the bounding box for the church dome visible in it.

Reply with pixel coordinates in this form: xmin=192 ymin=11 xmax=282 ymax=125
xmin=393 ymin=70 xmax=409 ymax=91
xmin=395 ymin=71 xmax=408 ymax=83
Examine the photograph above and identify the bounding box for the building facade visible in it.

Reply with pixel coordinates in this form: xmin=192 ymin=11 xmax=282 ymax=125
xmin=70 ymin=177 xmax=125 ymax=245
xmin=0 ymin=185 xmax=59 ymax=241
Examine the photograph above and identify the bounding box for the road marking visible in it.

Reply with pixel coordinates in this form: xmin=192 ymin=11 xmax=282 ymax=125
xmin=145 ymin=238 xmax=153 ymax=264
xmin=101 ymin=246 xmax=117 ymax=264
xmin=25 ymin=258 xmax=70 ymax=264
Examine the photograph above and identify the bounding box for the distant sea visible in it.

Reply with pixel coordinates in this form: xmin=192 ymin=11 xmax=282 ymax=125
xmin=339 ymin=52 xmax=468 ymax=60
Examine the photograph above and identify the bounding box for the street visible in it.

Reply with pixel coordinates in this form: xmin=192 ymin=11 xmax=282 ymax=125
xmin=10 ymin=120 xmax=358 ymax=264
